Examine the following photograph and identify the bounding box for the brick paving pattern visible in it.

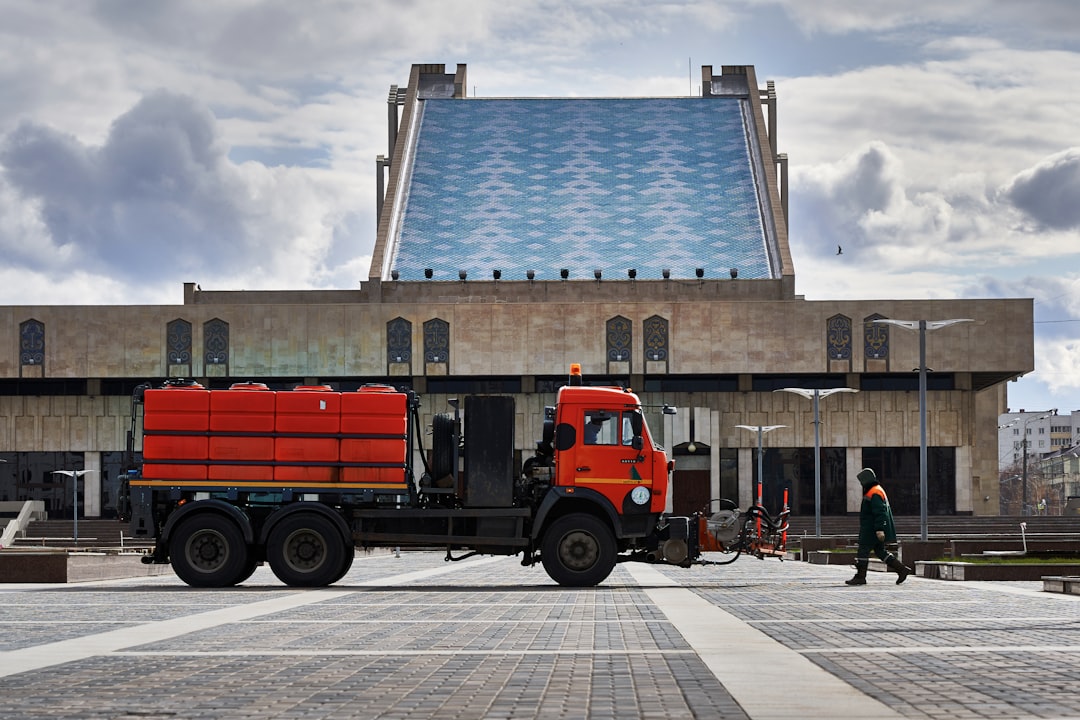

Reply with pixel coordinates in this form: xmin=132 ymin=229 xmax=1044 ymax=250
xmin=0 ymin=551 xmax=1077 ymax=719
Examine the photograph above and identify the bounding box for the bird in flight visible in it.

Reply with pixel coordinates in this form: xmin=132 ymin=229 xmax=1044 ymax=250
xmin=836 ymin=245 xmax=843 ymax=255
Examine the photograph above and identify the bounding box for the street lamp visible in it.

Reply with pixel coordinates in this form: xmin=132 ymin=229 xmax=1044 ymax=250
xmin=873 ymin=318 xmax=974 ymax=540
xmin=735 ymin=424 xmax=786 ymax=508
xmin=774 ymin=387 xmax=859 ymax=537
xmin=50 ymin=470 xmax=92 ymax=545
xmin=999 ymin=410 xmax=1056 ymax=515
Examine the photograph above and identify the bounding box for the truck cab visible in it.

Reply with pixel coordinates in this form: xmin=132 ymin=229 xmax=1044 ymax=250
xmin=552 ymin=385 xmax=669 ymax=516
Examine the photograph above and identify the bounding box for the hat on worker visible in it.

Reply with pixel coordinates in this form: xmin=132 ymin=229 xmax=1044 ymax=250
xmin=856 ymin=468 xmax=877 ymax=487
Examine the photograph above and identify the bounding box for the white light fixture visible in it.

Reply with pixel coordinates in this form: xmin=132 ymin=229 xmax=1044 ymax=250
xmin=735 ymin=424 xmax=786 ymax=508
xmin=774 ymin=387 xmax=858 ymax=537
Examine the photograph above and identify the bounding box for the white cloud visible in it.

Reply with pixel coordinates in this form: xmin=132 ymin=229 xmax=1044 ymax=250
xmin=1001 ymin=148 xmax=1080 ymax=230
xmin=771 ymin=0 xmax=1080 ymax=41
xmin=0 ymin=90 xmax=369 ymax=303
xmin=1034 ymin=336 xmax=1080 ymax=397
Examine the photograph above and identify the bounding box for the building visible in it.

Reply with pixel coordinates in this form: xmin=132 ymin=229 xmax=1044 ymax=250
xmin=998 ymin=409 xmax=1080 ymax=514
xmin=997 ymin=409 xmax=1080 ymax=470
xmin=0 ymin=63 xmax=1034 ymax=523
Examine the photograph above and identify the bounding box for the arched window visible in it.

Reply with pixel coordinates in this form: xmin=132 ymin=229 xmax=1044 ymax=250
xmin=643 ymin=315 xmax=669 ymax=363
xmin=423 ymin=318 xmax=449 ymax=364
xmin=863 ymin=313 xmax=889 ymax=370
xmin=19 ymin=319 xmax=45 ymax=367
xmin=387 ymin=317 xmax=412 ymax=365
xmin=607 ymin=316 xmax=632 ymax=371
xmin=166 ymin=319 xmax=193 ymax=367
xmin=204 ymin=318 xmax=229 ymax=368
xmin=827 ymin=314 xmax=852 ymax=371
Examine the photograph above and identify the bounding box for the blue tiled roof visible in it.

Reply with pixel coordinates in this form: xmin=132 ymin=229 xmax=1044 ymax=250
xmin=388 ymin=97 xmax=772 ymax=281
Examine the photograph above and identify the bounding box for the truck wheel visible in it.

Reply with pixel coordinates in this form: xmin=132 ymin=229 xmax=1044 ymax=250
xmin=169 ymin=514 xmax=250 ymax=588
xmin=234 ymin=556 xmax=261 ymax=585
xmin=541 ymin=513 xmax=617 ymax=587
xmin=329 ymin=548 xmax=355 ymax=584
xmin=266 ymin=513 xmax=346 ymax=587
xmin=431 ymin=412 xmax=456 ymax=482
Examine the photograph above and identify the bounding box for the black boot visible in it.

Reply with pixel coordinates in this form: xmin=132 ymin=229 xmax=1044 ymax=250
xmin=845 ymin=558 xmax=868 ymax=585
xmin=886 ymin=556 xmax=913 ymax=585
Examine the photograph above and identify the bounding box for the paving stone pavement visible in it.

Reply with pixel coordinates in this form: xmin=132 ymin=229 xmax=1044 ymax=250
xmin=0 ymin=551 xmax=1077 ymax=719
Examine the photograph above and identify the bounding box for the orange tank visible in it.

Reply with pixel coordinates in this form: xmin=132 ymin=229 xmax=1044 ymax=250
xmin=208 ymin=385 xmax=276 ymax=482
xmin=142 ymin=384 xmax=209 ymax=479
xmin=143 ymin=385 xmax=209 ymax=431
xmin=340 ymin=388 xmax=408 ymax=484
xmin=274 ymin=387 xmax=341 ymax=482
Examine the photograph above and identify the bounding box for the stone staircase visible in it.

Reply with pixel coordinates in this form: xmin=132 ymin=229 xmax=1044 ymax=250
xmin=785 ymin=514 xmax=1080 ymax=539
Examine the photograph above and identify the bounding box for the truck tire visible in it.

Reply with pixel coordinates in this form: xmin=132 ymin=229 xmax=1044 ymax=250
xmin=431 ymin=412 xmax=455 ymax=482
xmin=169 ymin=514 xmax=251 ymax=588
xmin=234 ymin=556 xmax=261 ymax=585
xmin=329 ymin=548 xmax=355 ymax=584
xmin=541 ymin=513 xmax=617 ymax=587
xmin=266 ymin=513 xmax=347 ymax=587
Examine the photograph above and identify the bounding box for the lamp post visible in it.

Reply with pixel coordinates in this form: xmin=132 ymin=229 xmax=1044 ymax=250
xmin=998 ymin=410 xmax=1056 ymax=515
xmin=735 ymin=424 xmax=786 ymax=507
xmin=774 ymin=387 xmax=858 ymax=537
xmin=873 ymin=318 xmax=974 ymax=540
xmin=50 ymin=470 xmax=92 ymax=545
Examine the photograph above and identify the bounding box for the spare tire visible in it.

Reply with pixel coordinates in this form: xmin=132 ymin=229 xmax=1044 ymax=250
xmin=431 ymin=412 xmax=456 ymax=483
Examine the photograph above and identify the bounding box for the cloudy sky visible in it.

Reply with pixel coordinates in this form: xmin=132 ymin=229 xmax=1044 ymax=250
xmin=1 ymin=0 xmax=1078 ymax=414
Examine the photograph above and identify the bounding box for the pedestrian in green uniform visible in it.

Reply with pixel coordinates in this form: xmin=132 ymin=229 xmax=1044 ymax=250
xmin=846 ymin=468 xmax=913 ymax=586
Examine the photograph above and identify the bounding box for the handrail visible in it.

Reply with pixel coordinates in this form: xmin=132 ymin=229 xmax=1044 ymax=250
xmin=0 ymin=501 xmax=47 ymax=548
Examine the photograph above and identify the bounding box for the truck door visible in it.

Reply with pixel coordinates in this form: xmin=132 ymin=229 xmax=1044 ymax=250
xmin=573 ymin=409 xmax=653 ymax=505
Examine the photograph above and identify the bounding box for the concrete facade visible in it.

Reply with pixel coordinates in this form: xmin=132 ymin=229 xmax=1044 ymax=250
xmin=1 ymin=288 xmax=1031 ymax=518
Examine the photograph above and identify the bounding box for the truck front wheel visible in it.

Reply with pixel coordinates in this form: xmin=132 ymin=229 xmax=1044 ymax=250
xmin=169 ymin=514 xmax=250 ymax=588
xmin=266 ymin=513 xmax=347 ymax=587
xmin=541 ymin=513 xmax=617 ymax=587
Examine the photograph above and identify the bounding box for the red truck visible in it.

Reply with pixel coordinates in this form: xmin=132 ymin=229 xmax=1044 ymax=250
xmin=126 ymin=365 xmax=787 ymax=587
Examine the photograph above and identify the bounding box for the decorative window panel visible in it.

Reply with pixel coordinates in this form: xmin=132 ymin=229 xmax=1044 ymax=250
xmin=203 ymin=318 xmax=229 ymax=367
xmin=19 ymin=319 xmax=44 ymax=366
xmin=166 ymin=319 xmax=193 ymax=365
xmin=643 ymin=315 xmax=669 ymax=362
xmin=423 ymin=318 xmax=449 ymax=364
xmin=387 ymin=317 xmax=412 ymax=364
xmin=864 ymin=314 xmax=889 ymax=362
xmin=827 ymin=315 xmax=852 ymax=360
xmin=607 ymin=316 xmax=632 ymax=366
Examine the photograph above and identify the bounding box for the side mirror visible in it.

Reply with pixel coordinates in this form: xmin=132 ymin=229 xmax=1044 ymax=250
xmin=630 ymin=411 xmax=644 ymax=450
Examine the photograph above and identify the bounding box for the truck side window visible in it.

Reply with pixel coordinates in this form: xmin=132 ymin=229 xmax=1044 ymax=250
xmin=584 ymin=412 xmax=617 ymax=445
xmin=622 ymin=414 xmax=635 ymax=445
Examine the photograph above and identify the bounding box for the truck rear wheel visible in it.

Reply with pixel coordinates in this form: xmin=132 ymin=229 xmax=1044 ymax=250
xmin=330 ymin=548 xmax=355 ymax=584
xmin=266 ymin=513 xmax=347 ymax=587
xmin=169 ymin=514 xmax=250 ymax=588
xmin=541 ymin=513 xmax=617 ymax=587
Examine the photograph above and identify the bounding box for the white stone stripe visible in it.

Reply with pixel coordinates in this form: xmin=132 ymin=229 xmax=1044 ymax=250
xmin=3 ymin=619 xmax=659 ymax=625
xmin=737 ymin=600 xmax=978 ymax=606
xmin=803 ymin=645 xmax=1080 ymax=654
xmin=0 ymin=556 xmax=503 ymax=679
xmin=113 ymin=649 xmax=695 ymax=657
xmin=625 ymin=563 xmax=904 ymax=720
xmin=750 ymin=616 xmax=1074 ymax=624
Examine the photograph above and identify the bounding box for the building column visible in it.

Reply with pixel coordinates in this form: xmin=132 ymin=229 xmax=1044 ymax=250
xmin=83 ymin=453 xmax=102 ymax=518
xmin=738 ymin=447 xmax=754 ymax=508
